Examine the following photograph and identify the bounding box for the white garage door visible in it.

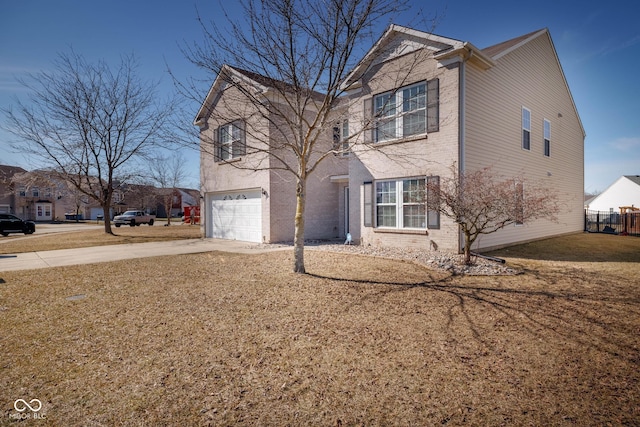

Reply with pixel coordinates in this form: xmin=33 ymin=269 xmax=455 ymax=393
xmin=211 ymin=190 xmax=262 ymax=242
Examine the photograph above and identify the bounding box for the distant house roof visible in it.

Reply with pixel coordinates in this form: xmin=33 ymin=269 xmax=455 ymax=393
xmin=625 ymin=175 xmax=640 ymax=186
xmin=0 ymin=165 xmax=27 ymax=182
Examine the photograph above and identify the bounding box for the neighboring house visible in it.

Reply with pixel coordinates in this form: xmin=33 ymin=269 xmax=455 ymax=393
xmin=10 ymin=170 xmax=59 ymax=221
xmin=155 ymin=188 xmax=199 ymax=218
xmin=196 ymin=25 xmax=585 ymax=252
xmin=586 ymin=176 xmax=640 ymax=213
xmin=0 ymin=165 xmax=27 ymax=215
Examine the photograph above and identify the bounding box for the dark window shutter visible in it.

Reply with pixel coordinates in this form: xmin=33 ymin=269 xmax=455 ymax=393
xmin=333 ymin=124 xmax=341 ymax=153
xmin=426 ymin=175 xmax=440 ymax=229
xmin=427 ymin=79 xmax=440 ymax=133
xmin=363 ymin=98 xmax=373 ymax=144
xmin=363 ymin=181 xmax=373 ymax=227
xmin=213 ymin=126 xmax=221 ymax=162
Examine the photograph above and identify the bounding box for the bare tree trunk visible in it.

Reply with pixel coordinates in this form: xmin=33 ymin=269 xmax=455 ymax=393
xmin=293 ymin=178 xmax=306 ymax=273
xmin=102 ymin=203 xmax=113 ymax=234
xmin=463 ymin=234 xmax=472 ymax=265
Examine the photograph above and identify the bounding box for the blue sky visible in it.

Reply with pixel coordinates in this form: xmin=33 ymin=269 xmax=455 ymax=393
xmin=1 ymin=0 xmax=638 ymax=192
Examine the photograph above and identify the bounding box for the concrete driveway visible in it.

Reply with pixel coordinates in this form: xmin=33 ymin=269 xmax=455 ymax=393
xmin=0 ymin=238 xmax=287 ymax=272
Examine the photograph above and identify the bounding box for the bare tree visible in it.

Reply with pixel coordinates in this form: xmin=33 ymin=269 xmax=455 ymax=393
xmin=1 ymin=51 xmax=173 ymax=234
xmin=427 ymin=165 xmax=562 ymax=265
xmin=179 ymin=0 xmax=431 ymax=273
xmin=148 ymin=154 xmax=187 ymax=225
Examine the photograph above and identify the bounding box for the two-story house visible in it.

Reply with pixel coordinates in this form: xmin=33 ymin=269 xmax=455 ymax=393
xmin=196 ymin=25 xmax=585 ymax=252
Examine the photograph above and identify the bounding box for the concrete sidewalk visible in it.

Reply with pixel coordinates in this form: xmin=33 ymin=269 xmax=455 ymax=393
xmin=0 ymin=239 xmax=288 ymax=272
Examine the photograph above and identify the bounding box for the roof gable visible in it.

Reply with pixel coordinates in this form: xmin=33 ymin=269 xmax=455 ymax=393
xmin=194 ymin=65 xmax=262 ymax=126
xmin=481 ymin=28 xmax=585 ymax=138
xmin=342 ymin=24 xmax=472 ymax=89
xmin=194 ymin=65 xmax=326 ymax=125
xmin=482 ymin=29 xmax=546 ymax=59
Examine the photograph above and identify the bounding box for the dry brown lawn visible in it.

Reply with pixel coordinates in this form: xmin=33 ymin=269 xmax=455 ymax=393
xmin=0 ymin=232 xmax=639 ymax=426
xmin=0 ymin=224 xmax=201 ymax=254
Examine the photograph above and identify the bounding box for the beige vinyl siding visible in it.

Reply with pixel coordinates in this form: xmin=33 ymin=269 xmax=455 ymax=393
xmin=464 ymin=32 xmax=584 ymax=250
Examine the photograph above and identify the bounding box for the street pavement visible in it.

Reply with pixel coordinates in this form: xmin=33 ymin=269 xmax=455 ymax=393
xmin=0 ymin=238 xmax=287 ymax=272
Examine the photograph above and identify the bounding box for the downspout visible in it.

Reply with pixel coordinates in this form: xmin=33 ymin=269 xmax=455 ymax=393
xmin=458 ymin=54 xmax=467 ymax=255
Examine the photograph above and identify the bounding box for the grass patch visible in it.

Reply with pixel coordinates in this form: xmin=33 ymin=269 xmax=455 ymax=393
xmin=0 ymin=225 xmax=201 ymax=255
xmin=1 ymin=233 xmax=639 ymax=425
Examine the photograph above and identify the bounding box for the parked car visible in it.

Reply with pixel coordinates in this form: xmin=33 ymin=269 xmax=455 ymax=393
xmin=0 ymin=214 xmax=36 ymax=236
xmin=113 ymin=210 xmax=155 ymax=227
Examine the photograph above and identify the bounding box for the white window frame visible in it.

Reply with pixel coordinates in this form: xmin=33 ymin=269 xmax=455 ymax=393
xmin=375 ymin=178 xmax=427 ymax=229
xmin=543 ymin=118 xmax=551 ymax=157
xmin=217 ymin=121 xmax=244 ymax=161
xmin=333 ymin=120 xmax=350 ymax=156
xmin=522 ymin=107 xmax=531 ymax=151
xmin=374 ymin=82 xmax=427 ymax=143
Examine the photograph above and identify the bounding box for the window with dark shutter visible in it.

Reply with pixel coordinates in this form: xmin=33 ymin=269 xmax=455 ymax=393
xmin=216 ymin=120 xmax=245 ymax=161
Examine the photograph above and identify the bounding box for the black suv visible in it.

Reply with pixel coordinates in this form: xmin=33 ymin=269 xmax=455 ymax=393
xmin=0 ymin=214 xmax=36 ymax=236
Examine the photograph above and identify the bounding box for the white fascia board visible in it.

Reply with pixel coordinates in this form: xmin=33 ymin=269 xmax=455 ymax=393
xmin=340 ymin=24 xmax=463 ymax=90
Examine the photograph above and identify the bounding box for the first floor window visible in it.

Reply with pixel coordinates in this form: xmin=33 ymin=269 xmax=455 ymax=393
xmin=215 ymin=121 xmax=245 ymax=161
xmin=402 ymin=178 xmax=426 ymax=228
xmin=376 ymin=181 xmax=397 ymax=227
xmin=375 ymin=178 xmax=427 ymax=229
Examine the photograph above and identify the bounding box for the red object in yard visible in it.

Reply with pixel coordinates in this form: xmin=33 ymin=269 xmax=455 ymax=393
xmin=184 ymin=206 xmax=200 ymax=225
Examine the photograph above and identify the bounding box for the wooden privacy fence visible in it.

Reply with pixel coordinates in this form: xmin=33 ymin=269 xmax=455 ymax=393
xmin=585 ymin=209 xmax=640 ymax=236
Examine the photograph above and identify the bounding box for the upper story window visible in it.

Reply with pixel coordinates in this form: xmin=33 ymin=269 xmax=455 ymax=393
xmin=371 ymin=79 xmax=439 ymax=143
xmin=543 ymin=119 xmax=551 ymax=157
xmin=18 ymin=186 xmax=26 ymax=197
xmin=32 ymin=187 xmax=39 ymax=198
xmin=333 ymin=120 xmax=350 ymax=156
xmin=522 ymin=107 xmax=531 ymax=150
xmin=215 ymin=120 xmax=245 ymax=162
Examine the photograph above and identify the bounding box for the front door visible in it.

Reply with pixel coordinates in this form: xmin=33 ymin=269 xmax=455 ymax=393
xmin=36 ymin=203 xmax=52 ymax=221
